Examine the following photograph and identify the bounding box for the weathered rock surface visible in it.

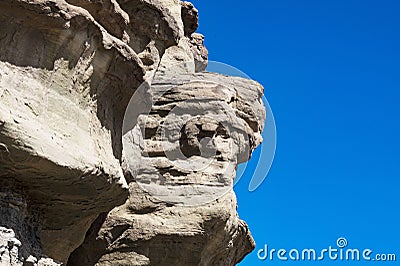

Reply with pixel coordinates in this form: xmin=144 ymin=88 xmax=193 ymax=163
xmin=0 ymin=0 xmax=265 ymax=265
xmin=0 ymin=226 xmax=60 ymax=266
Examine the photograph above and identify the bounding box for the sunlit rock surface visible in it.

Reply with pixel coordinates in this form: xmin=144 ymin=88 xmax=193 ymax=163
xmin=0 ymin=0 xmax=265 ymax=265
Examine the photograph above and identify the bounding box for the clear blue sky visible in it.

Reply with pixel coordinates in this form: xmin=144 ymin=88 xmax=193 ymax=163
xmin=191 ymin=0 xmax=400 ymax=265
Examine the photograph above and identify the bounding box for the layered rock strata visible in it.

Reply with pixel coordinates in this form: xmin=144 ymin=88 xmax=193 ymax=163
xmin=0 ymin=0 xmax=265 ymax=265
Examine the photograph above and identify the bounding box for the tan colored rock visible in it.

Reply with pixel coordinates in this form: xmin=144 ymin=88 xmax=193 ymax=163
xmin=0 ymin=0 xmax=265 ymax=265
xmin=189 ymin=33 xmax=209 ymax=72
xmin=181 ymin=1 xmax=199 ymax=36
xmin=0 ymin=0 xmax=144 ymax=261
xmin=68 ymin=69 xmax=264 ymax=264
xmin=65 ymin=0 xmax=130 ymax=39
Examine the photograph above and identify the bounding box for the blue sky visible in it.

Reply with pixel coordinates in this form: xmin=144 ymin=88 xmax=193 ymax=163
xmin=191 ymin=0 xmax=400 ymax=265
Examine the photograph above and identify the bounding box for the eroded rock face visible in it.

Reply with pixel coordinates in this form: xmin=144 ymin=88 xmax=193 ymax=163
xmin=67 ymin=70 xmax=264 ymax=265
xmin=0 ymin=0 xmax=265 ymax=265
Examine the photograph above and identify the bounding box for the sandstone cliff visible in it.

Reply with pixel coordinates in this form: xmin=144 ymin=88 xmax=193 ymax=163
xmin=0 ymin=1 xmax=266 ymax=265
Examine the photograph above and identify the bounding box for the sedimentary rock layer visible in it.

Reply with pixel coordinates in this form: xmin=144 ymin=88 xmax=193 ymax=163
xmin=0 ymin=0 xmax=265 ymax=265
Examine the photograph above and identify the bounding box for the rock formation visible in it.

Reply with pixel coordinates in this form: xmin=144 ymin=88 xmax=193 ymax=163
xmin=0 ymin=0 xmax=266 ymax=265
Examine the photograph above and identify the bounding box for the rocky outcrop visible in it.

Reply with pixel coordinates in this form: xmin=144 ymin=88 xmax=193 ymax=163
xmin=0 ymin=0 xmax=265 ymax=265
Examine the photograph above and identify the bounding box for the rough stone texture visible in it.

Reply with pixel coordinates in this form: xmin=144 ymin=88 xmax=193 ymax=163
xmin=0 ymin=0 xmax=265 ymax=265
xmin=68 ymin=70 xmax=264 ymax=265
xmin=0 ymin=0 xmax=145 ymax=261
xmin=0 ymin=226 xmax=59 ymax=265
xmin=181 ymin=1 xmax=198 ymax=36
xmin=0 ymin=227 xmax=24 ymax=266
xmin=189 ymin=33 xmax=208 ymax=72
